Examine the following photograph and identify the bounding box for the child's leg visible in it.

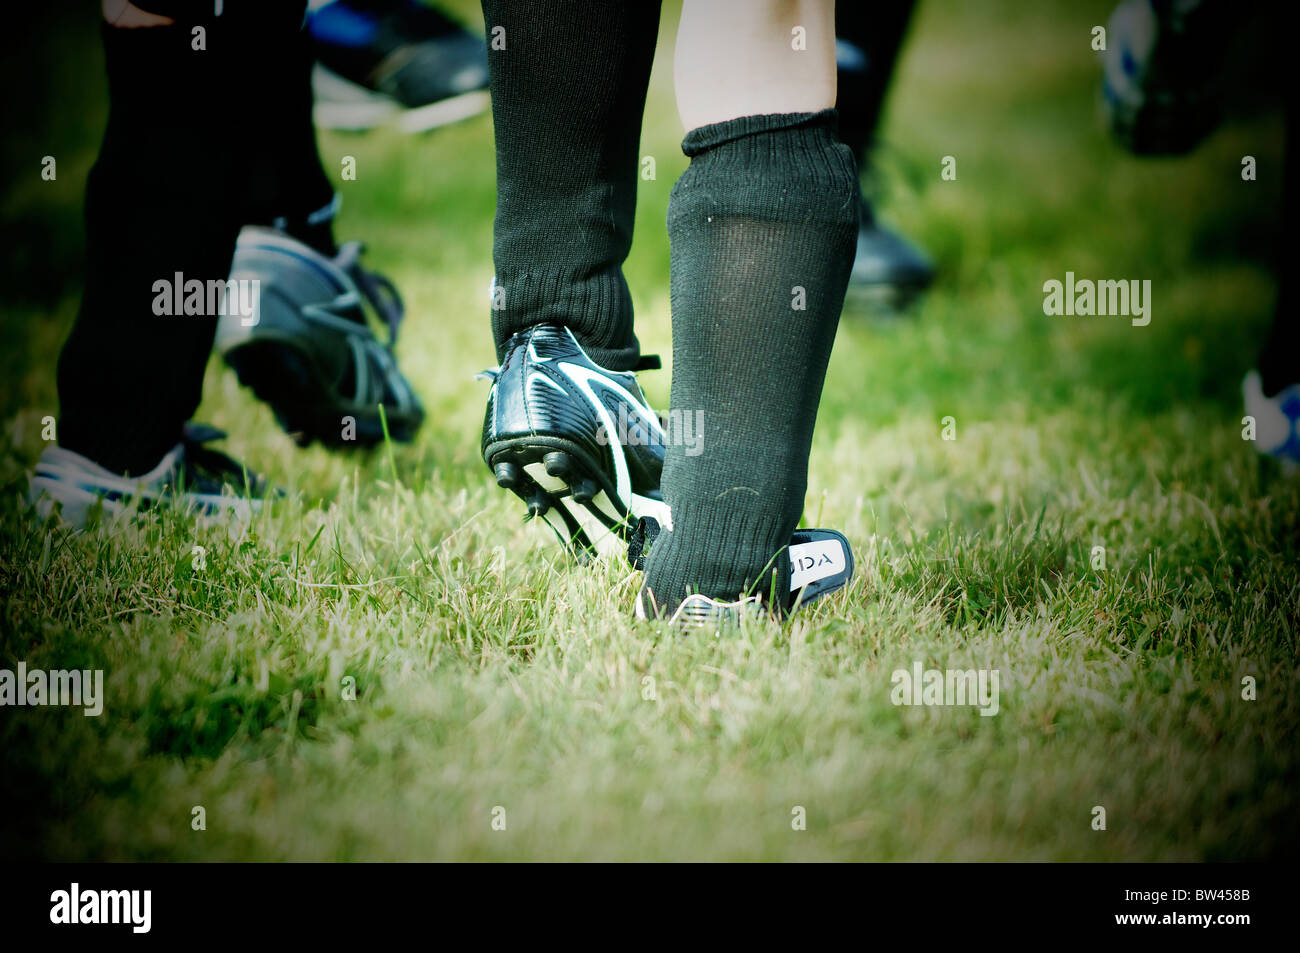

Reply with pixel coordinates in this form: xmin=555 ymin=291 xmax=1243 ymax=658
xmin=673 ymin=0 xmax=837 ymax=131
xmin=644 ymin=0 xmax=859 ymax=611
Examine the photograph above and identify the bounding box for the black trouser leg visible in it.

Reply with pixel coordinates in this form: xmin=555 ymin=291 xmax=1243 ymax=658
xmin=57 ymin=3 xmax=325 ymax=473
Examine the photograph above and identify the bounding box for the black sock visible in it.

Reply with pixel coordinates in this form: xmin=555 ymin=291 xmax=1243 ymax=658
xmin=643 ymin=111 xmax=859 ymax=611
xmin=478 ymin=0 xmax=662 ymax=371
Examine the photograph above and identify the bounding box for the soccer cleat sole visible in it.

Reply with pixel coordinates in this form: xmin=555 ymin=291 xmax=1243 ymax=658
xmin=485 ymin=435 xmax=664 ymax=559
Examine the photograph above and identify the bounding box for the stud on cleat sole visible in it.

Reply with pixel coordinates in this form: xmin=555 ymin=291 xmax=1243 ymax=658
xmin=524 ymin=490 xmax=550 ymax=521
xmin=571 ymin=477 xmax=598 ymax=505
xmin=494 ymin=460 xmax=520 ymax=489
xmin=543 ymin=451 xmax=573 ymax=479
xmin=484 ymin=431 xmax=655 ymax=560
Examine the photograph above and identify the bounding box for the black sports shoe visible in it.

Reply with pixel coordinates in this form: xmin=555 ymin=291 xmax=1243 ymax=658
xmin=28 ymin=424 xmax=272 ymax=526
xmin=480 ymin=324 xmax=670 ymax=557
xmin=846 ymin=193 xmax=934 ymax=311
xmin=216 ymin=226 xmax=424 ymax=449
xmin=309 ymin=0 xmax=490 ymax=133
xmin=1101 ymin=0 xmax=1235 ymax=155
xmin=627 ymin=518 xmax=855 ymax=625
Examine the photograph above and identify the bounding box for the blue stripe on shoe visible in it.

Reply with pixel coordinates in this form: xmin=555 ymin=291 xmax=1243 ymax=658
xmin=309 ymin=2 xmax=380 ymax=47
xmin=243 ymin=242 xmax=347 ymax=293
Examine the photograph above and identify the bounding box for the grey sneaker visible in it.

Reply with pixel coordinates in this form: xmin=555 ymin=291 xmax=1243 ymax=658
xmin=216 ymin=226 xmax=424 ymax=449
xmin=28 ymin=424 xmax=271 ymax=526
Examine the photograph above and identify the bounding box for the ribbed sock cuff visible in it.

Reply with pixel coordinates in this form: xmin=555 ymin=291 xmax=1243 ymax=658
xmin=681 ymin=109 xmax=854 ymax=177
xmin=491 ymin=265 xmax=639 ymax=370
xmin=671 ymin=110 xmax=860 ymax=232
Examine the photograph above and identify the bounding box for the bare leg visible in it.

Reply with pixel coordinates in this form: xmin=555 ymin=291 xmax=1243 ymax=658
xmin=675 ymin=0 xmax=836 ymax=131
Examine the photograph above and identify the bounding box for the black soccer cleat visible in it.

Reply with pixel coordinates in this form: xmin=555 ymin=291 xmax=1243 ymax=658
xmin=846 ymin=193 xmax=935 ymax=313
xmin=628 ymin=519 xmax=856 ymax=626
xmin=1100 ymin=0 xmax=1236 ymax=156
xmin=309 ymin=0 xmax=490 ymax=133
xmin=480 ymin=324 xmax=670 ymax=557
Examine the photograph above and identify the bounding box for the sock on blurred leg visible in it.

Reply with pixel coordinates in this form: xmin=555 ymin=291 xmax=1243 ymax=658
xmin=1257 ymin=96 xmax=1294 ymax=398
xmin=835 ymin=0 xmax=918 ymax=162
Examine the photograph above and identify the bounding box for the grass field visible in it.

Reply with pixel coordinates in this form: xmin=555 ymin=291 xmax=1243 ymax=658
xmin=1 ymin=0 xmax=1297 ymax=861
